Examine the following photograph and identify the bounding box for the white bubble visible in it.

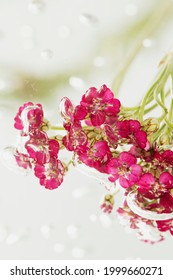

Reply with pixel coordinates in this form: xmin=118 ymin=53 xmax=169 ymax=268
xmin=125 ymin=3 xmax=138 ymax=16
xmin=79 ymin=13 xmax=98 ymax=26
xmin=72 ymin=247 xmax=85 ymax=258
xmin=69 ymin=76 xmax=85 ymax=90
xmin=89 ymin=214 xmax=97 ymax=222
xmin=28 ymin=0 xmax=45 ymax=14
xmin=41 ymin=49 xmax=53 ymax=60
xmin=57 ymin=26 xmax=70 ymax=38
xmin=99 ymin=213 xmax=112 ymax=228
xmin=142 ymin=38 xmax=152 ymax=48
xmin=72 ymin=187 xmax=88 ymax=199
xmin=67 ymin=224 xmax=78 ymax=239
xmin=6 ymin=229 xmax=28 ymax=245
xmin=40 ymin=225 xmax=52 ymax=238
xmin=93 ymin=56 xmax=106 ymax=67
xmin=54 ymin=243 xmax=65 ymax=254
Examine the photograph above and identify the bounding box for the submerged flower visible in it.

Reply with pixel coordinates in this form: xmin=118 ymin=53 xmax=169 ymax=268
xmin=34 ymin=157 xmax=65 ymax=190
xmin=14 ymin=102 xmax=43 ymax=133
xmin=100 ymin=194 xmax=114 ymax=214
xmin=77 ymin=140 xmax=112 ymax=173
xmin=156 ymin=219 xmax=173 ymax=235
xmin=80 ymin=84 xmax=121 ymax=126
xmin=107 ymin=152 xmax=142 ymax=188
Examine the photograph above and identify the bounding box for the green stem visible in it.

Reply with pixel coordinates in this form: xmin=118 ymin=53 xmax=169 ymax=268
xmin=111 ymin=0 xmax=173 ymax=94
xmin=50 ymin=125 xmax=65 ymax=130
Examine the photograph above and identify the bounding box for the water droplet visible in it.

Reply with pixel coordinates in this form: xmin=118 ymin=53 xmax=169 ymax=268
xmin=0 ymin=225 xmax=8 ymax=243
xmin=57 ymin=26 xmax=70 ymax=38
xmin=54 ymin=243 xmax=65 ymax=254
xmin=67 ymin=224 xmax=78 ymax=239
xmin=89 ymin=214 xmax=97 ymax=222
xmin=28 ymin=0 xmax=45 ymax=14
xmin=69 ymin=76 xmax=85 ymax=90
xmin=142 ymin=38 xmax=153 ymax=48
xmin=93 ymin=56 xmax=106 ymax=67
xmin=79 ymin=13 xmax=98 ymax=26
xmin=99 ymin=213 xmax=112 ymax=228
xmin=6 ymin=229 xmax=28 ymax=245
xmin=0 ymin=146 xmax=30 ymax=175
xmin=125 ymin=3 xmax=138 ymax=16
xmin=40 ymin=224 xmax=52 ymax=238
xmin=72 ymin=247 xmax=85 ymax=258
xmin=41 ymin=49 xmax=53 ymax=60
xmin=20 ymin=25 xmax=33 ymax=38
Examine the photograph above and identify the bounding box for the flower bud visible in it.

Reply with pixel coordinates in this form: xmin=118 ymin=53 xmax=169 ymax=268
xmin=142 ymin=118 xmax=159 ymax=134
xmin=158 ymin=134 xmax=170 ymax=146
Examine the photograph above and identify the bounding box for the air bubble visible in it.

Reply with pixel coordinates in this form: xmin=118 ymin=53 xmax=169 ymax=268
xmin=142 ymin=38 xmax=153 ymax=48
xmin=40 ymin=224 xmax=52 ymax=238
xmin=67 ymin=224 xmax=78 ymax=239
xmin=28 ymin=0 xmax=45 ymax=14
xmin=79 ymin=13 xmax=98 ymax=26
xmin=69 ymin=76 xmax=85 ymax=90
xmin=41 ymin=49 xmax=53 ymax=60
xmin=93 ymin=56 xmax=106 ymax=67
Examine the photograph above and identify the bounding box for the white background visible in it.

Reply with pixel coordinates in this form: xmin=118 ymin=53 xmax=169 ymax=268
xmin=0 ymin=0 xmax=173 ymax=260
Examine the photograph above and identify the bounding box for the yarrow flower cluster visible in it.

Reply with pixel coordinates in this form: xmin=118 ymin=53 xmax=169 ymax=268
xmin=3 ymin=53 xmax=173 ymax=245
xmin=13 ymin=102 xmax=65 ymax=190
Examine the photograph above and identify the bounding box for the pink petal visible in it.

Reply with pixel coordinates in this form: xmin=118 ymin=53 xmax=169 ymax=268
xmin=90 ymin=111 xmax=105 ymax=126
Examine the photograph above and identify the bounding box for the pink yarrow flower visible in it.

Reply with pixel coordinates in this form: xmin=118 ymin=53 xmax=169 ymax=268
xmin=14 ymin=102 xmax=43 ymax=133
xmin=34 ymin=157 xmax=65 ymax=190
xmin=107 ymin=151 xmax=142 ymax=188
xmin=77 ymin=140 xmax=112 ymax=173
xmin=116 ymin=120 xmax=147 ymax=149
xmin=80 ymin=84 xmax=121 ymax=126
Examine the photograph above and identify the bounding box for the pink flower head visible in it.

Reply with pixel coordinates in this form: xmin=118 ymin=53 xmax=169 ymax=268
xmin=14 ymin=150 xmax=32 ymax=170
xmin=34 ymin=157 xmax=65 ymax=190
xmin=138 ymin=173 xmax=155 ymax=193
xmin=107 ymin=151 xmax=142 ymax=188
xmin=156 ymin=219 xmax=173 ymax=235
xmin=116 ymin=120 xmax=147 ymax=149
xmin=159 ymin=172 xmax=173 ymax=189
xmin=25 ymin=130 xmax=55 ymax=164
xmin=100 ymin=194 xmax=114 ymax=214
xmin=80 ymin=84 xmax=121 ymax=126
xmin=138 ymin=172 xmax=173 ymax=196
xmin=77 ymin=140 xmax=112 ymax=172
xmin=60 ymin=97 xmax=87 ymax=122
xmin=63 ymin=121 xmax=88 ymax=151
xmin=103 ymin=124 xmax=118 ymax=149
xmin=14 ymin=102 xmax=43 ymax=133
xmin=161 ymin=150 xmax=173 ymax=166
